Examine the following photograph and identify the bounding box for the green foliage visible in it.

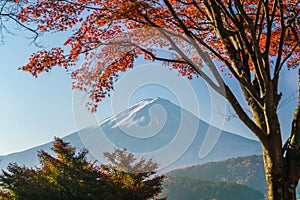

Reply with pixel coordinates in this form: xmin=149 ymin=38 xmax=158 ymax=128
xmin=167 ymin=155 xmax=300 ymax=197
xmin=102 ymin=149 xmax=165 ymax=200
xmin=167 ymin=155 xmax=266 ymax=192
xmin=162 ymin=177 xmax=264 ymax=200
xmin=0 ymin=138 xmax=165 ymax=200
xmin=103 ymin=148 xmax=158 ymax=173
xmin=0 ymin=187 xmax=14 ymax=200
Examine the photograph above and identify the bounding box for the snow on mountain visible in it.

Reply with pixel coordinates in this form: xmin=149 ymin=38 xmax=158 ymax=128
xmin=110 ymin=98 xmax=159 ymax=127
xmin=0 ymin=98 xmax=262 ymax=173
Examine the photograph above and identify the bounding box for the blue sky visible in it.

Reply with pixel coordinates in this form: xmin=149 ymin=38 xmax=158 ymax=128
xmin=0 ymin=27 xmax=298 ymax=155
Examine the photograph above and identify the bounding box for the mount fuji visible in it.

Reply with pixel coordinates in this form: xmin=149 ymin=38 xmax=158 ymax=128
xmin=0 ymin=98 xmax=262 ymax=172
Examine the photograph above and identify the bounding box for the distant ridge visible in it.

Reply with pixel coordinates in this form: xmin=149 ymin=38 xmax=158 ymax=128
xmin=167 ymin=155 xmax=266 ymax=192
xmin=161 ymin=176 xmax=264 ymax=200
xmin=166 ymin=154 xmax=300 ymax=196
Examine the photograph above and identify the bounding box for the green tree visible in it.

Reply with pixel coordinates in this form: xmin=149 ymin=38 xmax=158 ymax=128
xmin=0 ymin=138 xmax=165 ymax=200
xmin=0 ymin=187 xmax=14 ymax=200
xmin=102 ymin=149 xmax=166 ymax=200
xmin=0 ymin=138 xmax=114 ymax=200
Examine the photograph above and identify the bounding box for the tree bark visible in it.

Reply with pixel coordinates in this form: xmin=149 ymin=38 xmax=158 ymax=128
xmin=260 ymin=107 xmax=300 ymax=200
xmin=262 ymin=145 xmax=299 ymax=200
xmin=261 ymin=71 xmax=300 ymax=200
xmin=262 ymin=144 xmax=285 ymax=200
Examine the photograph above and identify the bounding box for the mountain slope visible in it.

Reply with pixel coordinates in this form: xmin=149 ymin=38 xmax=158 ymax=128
xmin=167 ymin=155 xmax=300 ymax=196
xmin=167 ymin=155 xmax=266 ymax=192
xmin=0 ymin=98 xmax=262 ymax=173
xmin=0 ymin=133 xmax=88 ymax=169
xmin=161 ymin=177 xmax=264 ymax=200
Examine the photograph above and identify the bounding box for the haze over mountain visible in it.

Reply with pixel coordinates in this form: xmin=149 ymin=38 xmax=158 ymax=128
xmin=0 ymin=98 xmax=262 ymax=172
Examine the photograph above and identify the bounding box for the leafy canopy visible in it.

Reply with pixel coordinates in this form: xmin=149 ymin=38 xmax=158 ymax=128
xmin=17 ymin=0 xmax=300 ymax=111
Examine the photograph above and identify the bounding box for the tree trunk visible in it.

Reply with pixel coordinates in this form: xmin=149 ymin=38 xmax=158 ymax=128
xmin=263 ymin=145 xmax=284 ymax=200
xmin=262 ymin=144 xmax=299 ymax=200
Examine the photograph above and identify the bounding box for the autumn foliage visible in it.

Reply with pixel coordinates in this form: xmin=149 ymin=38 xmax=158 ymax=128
xmin=17 ymin=0 xmax=300 ymax=111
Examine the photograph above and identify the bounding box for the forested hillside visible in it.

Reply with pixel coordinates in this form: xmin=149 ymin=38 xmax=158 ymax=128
xmin=167 ymin=155 xmax=265 ymax=191
xmin=167 ymin=155 xmax=300 ymax=196
xmin=162 ymin=177 xmax=264 ymax=200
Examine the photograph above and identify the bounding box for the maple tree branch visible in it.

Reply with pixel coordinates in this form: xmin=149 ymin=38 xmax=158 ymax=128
xmin=60 ymin=0 xmax=107 ymax=11
xmin=234 ymin=0 xmax=269 ymax=92
xmin=277 ymin=41 xmax=300 ymax=76
xmin=224 ymin=84 xmax=267 ymax=143
xmin=193 ymin=33 xmax=261 ymax=105
xmin=161 ymin=31 xmax=222 ymax=93
xmin=0 ymin=0 xmax=41 ymax=44
xmin=263 ymin=0 xmax=278 ymax=74
xmin=270 ymin=0 xmax=279 ymax=24
xmin=203 ymin=1 xmax=272 ymax=133
xmin=203 ymin=1 xmax=241 ymax=69
xmin=164 ymin=0 xmax=253 ymax=107
xmin=130 ymin=43 xmax=187 ymax=64
xmin=262 ymin=0 xmax=271 ymax=54
xmin=254 ymin=0 xmax=263 ymax=31
xmin=256 ymin=9 xmax=265 ymax=43
xmin=285 ymin=10 xmax=300 ymax=29
xmin=214 ymin=0 xmax=238 ymax=28
xmin=204 ymin=1 xmax=245 ymax=73
xmin=143 ymin=14 xmax=225 ymax=96
xmin=226 ymin=0 xmax=258 ymax=77
xmin=0 ymin=1 xmax=9 ymax=15
xmin=202 ymin=1 xmax=264 ymax=106
xmin=178 ymin=13 xmax=212 ymax=32
xmin=174 ymin=0 xmax=194 ymax=5
xmin=230 ymin=23 xmax=253 ymax=81
xmin=227 ymin=0 xmax=239 ymax=22
xmin=171 ymin=0 xmax=263 ymax=111
xmin=191 ymin=0 xmax=209 ymax=17
xmin=162 ymin=0 xmax=225 ymax=87
xmin=7 ymin=15 xmax=39 ymax=42
xmin=274 ymin=0 xmax=286 ymax=79
xmin=290 ymin=22 xmax=299 ymax=41
xmin=144 ymin=0 xmax=266 ymax=142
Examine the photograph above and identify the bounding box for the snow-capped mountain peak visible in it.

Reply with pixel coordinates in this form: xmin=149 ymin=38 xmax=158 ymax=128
xmin=0 ymin=98 xmax=262 ymax=173
xmin=101 ymin=97 xmax=176 ymax=129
